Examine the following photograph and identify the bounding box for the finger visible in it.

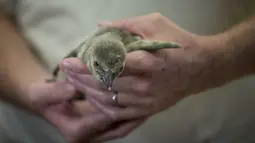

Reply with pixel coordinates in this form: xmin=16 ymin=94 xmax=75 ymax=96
xmin=72 ymin=100 xmax=98 ymax=115
xmin=67 ymin=76 xmax=143 ymax=106
xmin=97 ymin=12 xmax=165 ymax=39
xmin=92 ymin=118 xmax=146 ymax=142
xmin=37 ymin=81 xmax=76 ymax=104
xmin=79 ymin=113 xmax=113 ymax=134
xmin=66 ymin=71 xmax=105 ymax=90
xmin=112 ymin=76 xmax=150 ymax=96
xmin=97 ymin=13 xmax=157 ymax=39
xmin=49 ymin=81 xmax=76 ymax=102
xmin=89 ymin=97 xmax=149 ymax=121
xmin=120 ymin=51 xmax=166 ymax=76
xmin=71 ymin=112 xmax=113 ymax=142
xmin=67 ymin=67 xmax=150 ymax=96
xmin=97 ymin=18 xmax=144 ymax=38
xmin=60 ymin=57 xmax=91 ymax=74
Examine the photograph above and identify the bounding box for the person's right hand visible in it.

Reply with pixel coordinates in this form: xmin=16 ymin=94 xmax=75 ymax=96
xmin=25 ymin=75 xmax=113 ymax=143
xmin=63 ymin=12 xmax=204 ymax=122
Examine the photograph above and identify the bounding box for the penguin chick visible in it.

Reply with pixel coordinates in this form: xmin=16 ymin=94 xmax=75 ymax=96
xmin=88 ymin=38 xmax=126 ymax=90
xmin=46 ymin=27 xmax=182 ymax=100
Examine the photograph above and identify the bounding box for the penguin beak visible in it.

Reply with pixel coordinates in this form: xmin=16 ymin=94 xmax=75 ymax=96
xmin=101 ymin=70 xmax=116 ymax=91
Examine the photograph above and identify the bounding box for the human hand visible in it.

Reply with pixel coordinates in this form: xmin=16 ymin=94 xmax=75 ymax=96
xmin=60 ymin=58 xmax=148 ymax=142
xmin=64 ymin=12 xmax=207 ymax=118
xmin=25 ymin=75 xmax=114 ymax=143
xmin=62 ymin=12 xmax=219 ymax=140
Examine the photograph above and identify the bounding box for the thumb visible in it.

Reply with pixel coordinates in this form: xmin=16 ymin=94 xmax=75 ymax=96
xmin=97 ymin=18 xmax=145 ymax=38
xmin=60 ymin=58 xmax=91 ymax=74
xmin=120 ymin=51 xmax=164 ymax=76
xmin=97 ymin=13 xmax=161 ymax=38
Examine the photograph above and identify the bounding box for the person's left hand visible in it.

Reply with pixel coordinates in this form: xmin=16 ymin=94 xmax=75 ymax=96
xmin=60 ymin=52 xmax=178 ymax=141
xmin=62 ymin=54 xmax=178 ymax=121
xmin=60 ymin=58 xmax=148 ymax=142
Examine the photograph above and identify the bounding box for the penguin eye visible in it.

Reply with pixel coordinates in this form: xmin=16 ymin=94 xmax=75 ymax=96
xmin=115 ymin=58 xmax=121 ymax=63
xmin=94 ymin=61 xmax=99 ymax=67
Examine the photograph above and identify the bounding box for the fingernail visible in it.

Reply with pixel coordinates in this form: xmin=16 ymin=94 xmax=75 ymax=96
xmin=98 ymin=20 xmax=112 ymax=26
xmin=62 ymin=61 xmax=73 ymax=71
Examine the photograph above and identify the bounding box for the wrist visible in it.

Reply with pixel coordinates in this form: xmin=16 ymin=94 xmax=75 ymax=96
xmin=194 ymin=31 xmax=254 ymax=92
xmin=195 ymin=34 xmax=229 ymax=89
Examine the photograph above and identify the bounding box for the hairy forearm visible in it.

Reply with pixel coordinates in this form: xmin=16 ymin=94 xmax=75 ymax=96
xmin=198 ymin=16 xmax=255 ymax=91
xmin=0 ymin=12 xmax=50 ymax=109
xmin=224 ymin=16 xmax=255 ymax=74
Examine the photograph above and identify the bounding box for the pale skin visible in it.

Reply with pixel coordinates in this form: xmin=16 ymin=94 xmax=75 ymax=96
xmin=62 ymin=13 xmax=255 ymax=142
xmin=50 ymin=27 xmax=181 ymax=95
xmin=1 ymin=7 xmax=255 ymax=142
xmin=0 ymin=11 xmax=130 ymax=143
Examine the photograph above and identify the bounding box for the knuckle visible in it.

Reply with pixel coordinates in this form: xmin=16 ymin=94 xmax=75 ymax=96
xmin=132 ymin=80 xmax=150 ymax=95
xmin=108 ymin=110 xmax=119 ymax=121
xmin=147 ymin=58 xmax=158 ymax=69
xmin=97 ymin=90 xmax=104 ymax=98
xmin=92 ymin=90 xmax=110 ymax=104
xmin=151 ymin=12 xmax=168 ymax=23
xmin=138 ymin=82 xmax=150 ymax=95
xmin=135 ymin=52 xmax=157 ymax=68
xmin=138 ymin=53 xmax=154 ymax=66
xmin=129 ymin=51 xmax=151 ymax=67
xmin=151 ymin=12 xmax=164 ymax=19
xmin=122 ymin=19 xmax=135 ymax=29
xmin=101 ymin=93 xmax=110 ymax=104
xmin=138 ymin=51 xmax=150 ymax=59
xmin=143 ymin=98 xmax=153 ymax=108
xmin=151 ymin=12 xmax=162 ymax=18
xmin=55 ymin=82 xmax=71 ymax=93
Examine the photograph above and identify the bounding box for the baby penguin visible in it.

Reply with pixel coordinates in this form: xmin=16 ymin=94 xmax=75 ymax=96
xmin=46 ymin=27 xmax=181 ymax=100
xmin=88 ymin=38 xmax=126 ymax=90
